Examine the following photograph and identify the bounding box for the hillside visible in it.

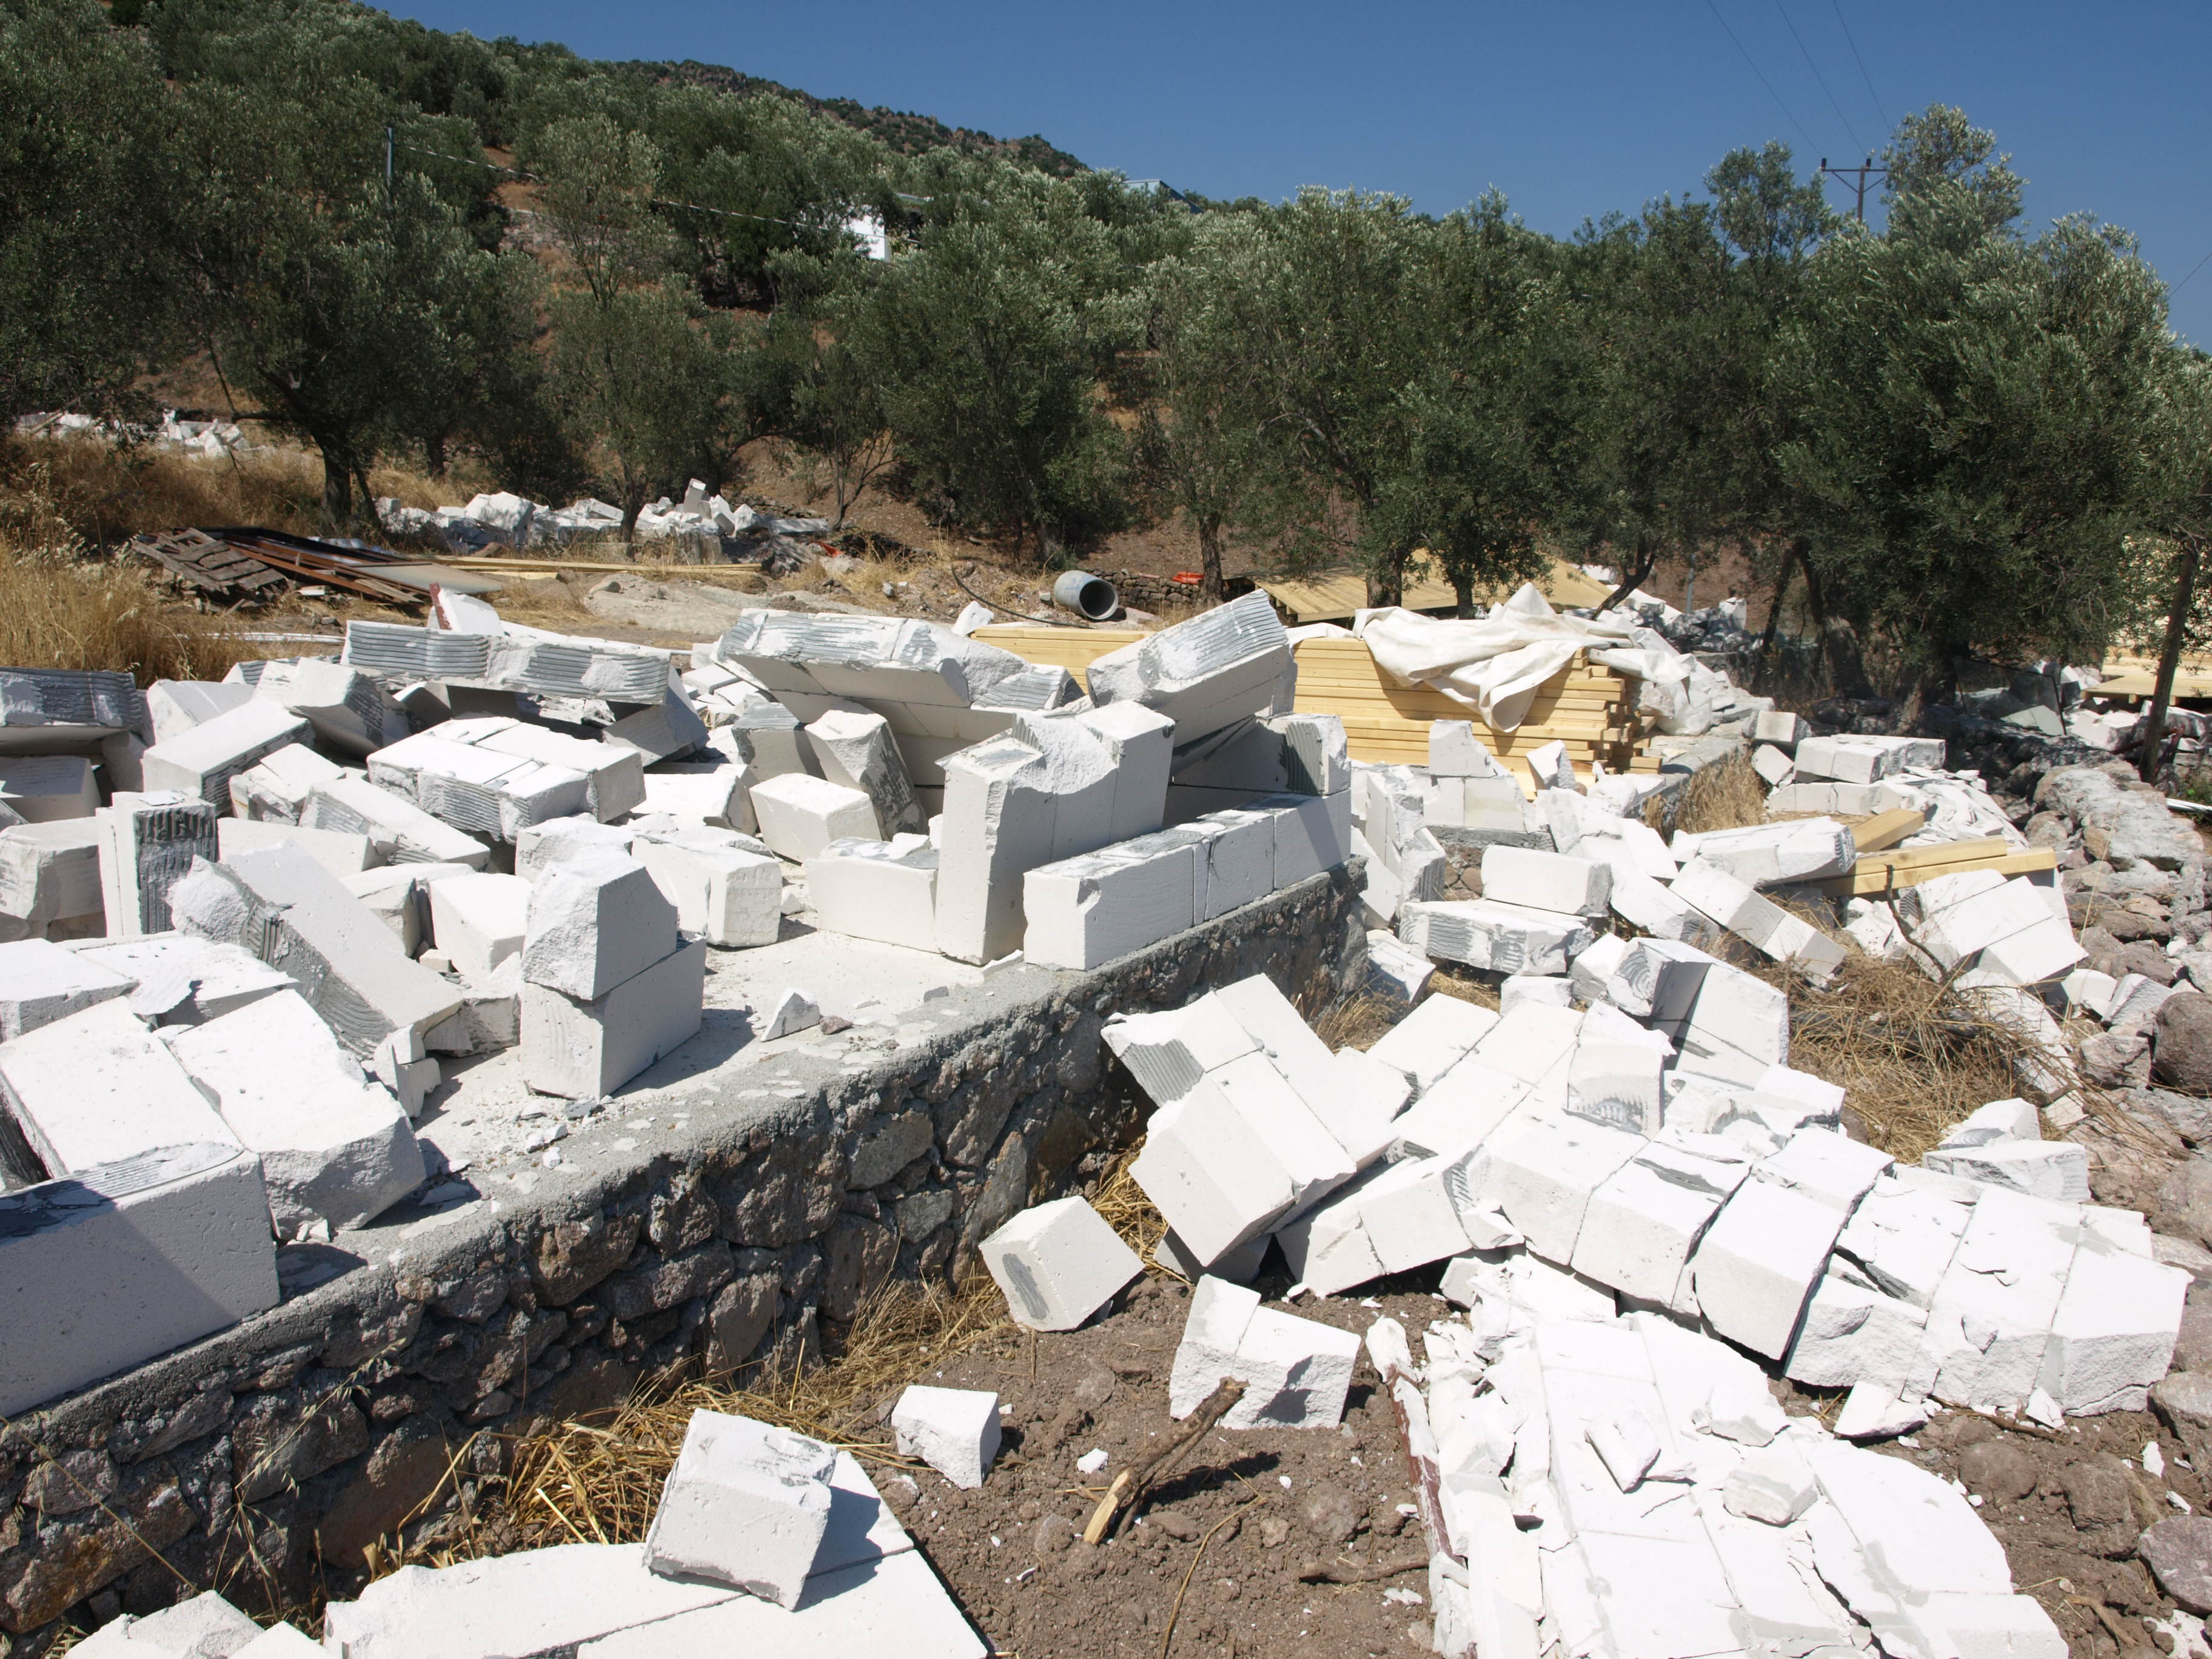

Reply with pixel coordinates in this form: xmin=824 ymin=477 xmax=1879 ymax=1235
xmin=619 ymin=58 xmax=1087 ymax=177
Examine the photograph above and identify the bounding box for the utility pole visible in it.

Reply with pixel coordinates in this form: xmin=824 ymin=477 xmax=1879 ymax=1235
xmin=1818 ymin=156 xmax=1886 ymax=222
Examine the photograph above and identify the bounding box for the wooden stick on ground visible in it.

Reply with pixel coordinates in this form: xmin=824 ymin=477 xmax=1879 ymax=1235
xmin=1081 ymin=1379 xmax=1245 ymax=1544
xmin=1298 ymin=1552 xmax=1430 ymax=1584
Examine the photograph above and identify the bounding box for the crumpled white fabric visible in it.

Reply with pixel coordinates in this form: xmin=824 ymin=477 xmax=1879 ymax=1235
xmin=1353 ymin=583 xmax=1700 ymax=732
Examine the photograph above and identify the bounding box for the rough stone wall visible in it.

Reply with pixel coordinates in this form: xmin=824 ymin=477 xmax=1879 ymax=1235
xmin=0 ymin=866 xmax=1366 ymax=1651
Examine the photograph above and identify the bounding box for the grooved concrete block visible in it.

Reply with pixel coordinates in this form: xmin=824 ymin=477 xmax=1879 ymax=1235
xmin=147 ymin=680 xmax=253 ymax=745
xmin=1755 ymin=1129 xmax=1893 ymax=1213
xmin=1675 ymin=818 xmax=1856 ymax=886
xmin=1022 ymin=830 xmax=1199 ymax=969
xmin=643 ymin=1409 xmax=837 ymax=1609
xmin=751 ymin=771 xmax=880 ymax=862
xmin=636 ymin=830 xmax=784 ymax=948
xmin=805 ymin=836 xmax=936 ymax=951
xmin=1481 ymin=845 xmax=1612 ymax=917
xmin=141 ymin=701 xmax=310 ymax=811
xmin=520 ymin=939 xmax=704 ymax=1098
xmin=0 ymin=938 xmax=133 ymax=1040
xmin=216 ymin=817 xmax=377 ymax=877
xmin=368 ymin=729 xmax=589 ymax=842
xmin=1131 ymin=1084 xmax=1299 ymax=1265
xmin=0 ymin=997 xmax=240 ymax=1176
xmin=98 ymin=793 xmax=218 ymax=937
xmin=1794 ymin=734 xmax=1945 ymax=784
xmin=523 ymin=854 xmax=679 ymax=1000
xmin=0 ymin=818 xmax=103 ymax=923
xmin=228 ymin=746 xmax=354 ymax=832
xmin=1366 ymin=927 xmax=1435 ymax=1007
xmin=0 ymin=1141 xmax=276 ymax=1417
xmin=0 ymin=666 xmax=147 ymax=749
xmin=1398 ymin=898 xmax=1595 ymax=975
xmin=980 ymin=1195 xmax=1143 ymax=1331
xmin=427 ymin=873 xmax=531 ymax=979
xmin=0 ymin=756 xmax=96 ymax=823
xmin=1692 ymin=1177 xmax=1849 ymax=1359
xmin=806 ymin=708 xmax=926 ymax=836
xmin=1172 ymin=712 xmax=1348 ymax=800
xmin=1085 ymin=591 xmax=1293 ymax=763
xmin=477 ymin=722 xmax=646 ymax=822
xmin=170 ymin=989 xmax=423 ymax=1232
xmin=1501 ymin=974 xmax=1574 ymax=1015
xmin=170 ymin=845 xmax=463 ymax=1056
xmin=323 ymin=1543 xmax=745 ymax=1659
xmin=303 ymin=778 xmax=490 ymax=868
xmin=1922 ymin=1141 xmax=2089 ymax=1203
xmin=891 ymin=1386 xmax=1002 ymax=1489
xmin=255 ymin=658 xmax=406 ymax=756
xmin=1101 ymin=1001 xmax=1259 ymax=1105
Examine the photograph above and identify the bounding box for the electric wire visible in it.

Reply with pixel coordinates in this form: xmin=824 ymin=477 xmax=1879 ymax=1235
xmin=2172 ymin=245 xmax=2212 ymax=295
xmin=1702 ymin=0 xmax=1820 ymax=155
xmin=1773 ymin=0 xmax=1863 ymax=155
xmin=1830 ymin=0 xmax=1892 ymax=135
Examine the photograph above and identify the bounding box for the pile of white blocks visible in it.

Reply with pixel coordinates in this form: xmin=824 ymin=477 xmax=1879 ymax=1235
xmin=520 ymin=853 xmax=703 ymax=1098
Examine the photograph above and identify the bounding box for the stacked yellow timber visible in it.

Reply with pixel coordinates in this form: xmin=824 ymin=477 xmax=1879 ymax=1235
xmin=1803 ymin=837 xmax=2058 ymax=899
xmin=972 ymin=625 xmax=1656 ymax=791
xmin=2089 ymin=652 xmax=2212 ymax=702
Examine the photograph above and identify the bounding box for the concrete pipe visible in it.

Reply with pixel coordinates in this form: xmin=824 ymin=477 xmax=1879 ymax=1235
xmin=1051 ymin=570 xmax=1119 ymax=622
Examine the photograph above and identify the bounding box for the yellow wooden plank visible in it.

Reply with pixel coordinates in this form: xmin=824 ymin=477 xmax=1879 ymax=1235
xmin=1851 ymin=809 xmax=1929 ymax=853
xmin=1809 ymin=846 xmax=2057 ymax=897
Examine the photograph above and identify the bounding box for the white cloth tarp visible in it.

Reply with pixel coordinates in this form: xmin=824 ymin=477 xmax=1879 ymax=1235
xmin=1352 ymin=583 xmax=1704 ymax=733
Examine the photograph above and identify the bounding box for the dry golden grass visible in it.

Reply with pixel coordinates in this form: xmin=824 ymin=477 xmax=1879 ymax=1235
xmin=1427 ymin=964 xmax=1505 ymax=1013
xmin=1669 ymin=752 xmax=1769 ymax=834
xmin=1312 ymin=991 xmax=1400 ymax=1052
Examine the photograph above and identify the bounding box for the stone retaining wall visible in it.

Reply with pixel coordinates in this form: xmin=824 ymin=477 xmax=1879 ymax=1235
xmin=0 ymin=866 xmax=1365 ymax=1652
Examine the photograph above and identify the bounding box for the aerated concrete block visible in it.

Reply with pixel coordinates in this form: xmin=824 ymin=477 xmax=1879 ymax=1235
xmin=640 ymin=762 xmax=757 ymax=831
xmin=517 ymin=815 xmax=634 ymax=880
xmin=0 ymin=667 xmax=147 ymax=751
xmin=723 ymin=702 xmax=816 ymax=782
xmin=1565 ymin=1039 xmax=1666 ymax=1134
xmin=1923 ymin=1139 xmax=2089 ymax=1202
xmin=1675 ymin=819 xmax=1856 ymax=886
xmin=636 ymin=830 xmax=783 ymax=948
xmin=1187 ymin=807 xmax=1277 ymax=919
xmin=1100 ymin=1000 xmax=1258 ymax=1106
xmin=0 ymin=997 xmax=238 ymax=1178
xmin=141 ymin=700 xmax=309 ymax=811
xmin=216 ymin=817 xmax=377 ymax=877
xmin=1481 ymin=845 xmax=1613 ymax=917
xmin=256 ymin=659 xmax=406 ymax=757
xmin=1085 ymin=591 xmax=1292 ymax=763
xmin=76 ymin=932 xmax=295 ymax=1028
xmin=1691 ymin=1177 xmax=1849 ymax=1359
xmin=477 ymin=722 xmax=646 ymax=822
xmin=304 ymin=778 xmax=489 ymax=868
xmin=1478 ymin=1113 xmax=1644 ymax=1264
xmin=170 ymin=989 xmax=423 ymax=1231
xmin=147 ymin=680 xmax=252 ymax=745
xmin=0 ymin=938 xmax=132 ymax=1040
xmin=520 ymin=939 xmax=704 ymax=1098
xmin=75 ymin=1589 xmax=266 ymax=1657
xmin=1253 ymin=788 xmax=1353 ymax=885
xmin=1431 ymin=720 xmax=1508 ymax=778
xmin=1022 ymin=830 xmax=1199 ymax=969
xmin=642 ymin=1409 xmax=837 ymax=1609
xmin=427 ymin=873 xmax=531 ymax=979
xmin=1672 ymin=857 xmax=1846 ymax=979
xmin=892 ymin=1386 xmax=1002 ymax=1489
xmin=1572 ymin=1138 xmax=1747 ymax=1313
xmin=1130 ymin=1084 xmax=1300 ymax=1266
xmin=0 ymin=756 xmax=96 ymax=823
xmin=1398 ymin=897 xmax=1595 ymax=976
xmin=369 ymin=729 xmax=589 ymax=842
xmin=0 ymin=819 xmax=102 ymax=925
xmin=980 ymin=1195 xmax=1144 ymax=1330
xmin=1504 ymin=973 xmax=1583 ymax=1016
xmin=804 ymin=836 xmax=935 ymax=950
xmin=229 ymin=743 xmax=344 ymax=825
xmin=523 ymin=854 xmax=679 ymax=1000
xmin=2037 ymin=1234 xmax=2188 ymax=1414
xmin=806 ymin=708 xmax=927 ymax=836
xmin=0 ymin=1141 xmax=278 ymax=1416
xmin=1368 ymin=993 xmax=1501 ymax=1093
xmin=1366 ymin=928 xmax=1435 ymax=1007
xmin=751 ymin=771 xmax=880 ymax=861
xmin=98 ymin=793 xmax=218 ymax=937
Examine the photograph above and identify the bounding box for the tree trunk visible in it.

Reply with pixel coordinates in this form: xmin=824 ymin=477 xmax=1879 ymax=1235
xmin=1367 ymin=548 xmax=1406 ymax=610
xmin=424 ymin=433 xmax=449 ymax=477
xmin=620 ymin=486 xmax=646 ymax=546
xmin=1450 ymin=568 xmax=1475 ymax=620
xmin=1821 ymin=618 xmax=1874 ymax=701
xmin=1758 ymin=537 xmax=1805 ymax=657
xmin=1197 ymin=517 xmax=1225 ymax=603
xmin=1600 ymin=534 xmax=1660 ymax=616
xmin=1681 ymin=546 xmax=1698 ymax=614
xmin=2140 ymin=535 xmax=2203 ymax=785
xmin=317 ymin=441 xmax=353 ymax=526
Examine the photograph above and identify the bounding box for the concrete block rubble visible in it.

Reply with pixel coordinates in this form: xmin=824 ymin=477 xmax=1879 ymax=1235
xmin=73 ymin=1406 xmax=990 ymax=1657
xmin=372 ymin=477 xmax=837 ymax=555
xmin=0 ymin=585 xmax=1354 ymax=1423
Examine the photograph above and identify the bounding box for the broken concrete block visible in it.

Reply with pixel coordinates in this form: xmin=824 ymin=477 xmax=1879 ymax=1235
xmin=0 ymin=1141 xmax=277 ymax=1416
xmin=603 ymin=687 xmax=709 ymax=763
xmin=1925 ymin=1188 xmax=2080 ymax=1414
xmin=75 ymin=1588 xmax=266 ymax=1657
xmin=1500 ymin=974 xmax=1573 ymax=1017
xmin=369 ymin=729 xmax=589 ymax=842
xmin=427 ymin=873 xmax=531 ymax=979
xmin=257 ymin=659 xmax=406 ymax=756
xmin=572 ymin=1549 xmax=983 ymax=1658
xmin=1571 ymin=1138 xmax=1746 ymax=1312
xmin=216 ymin=816 xmax=377 ymax=878
xmin=233 ymin=1624 xmax=326 ymax=1658
xmin=1430 ymin=720 xmax=1507 ymax=778
xmin=517 ymin=815 xmax=634 ymax=881
xmin=303 ymin=778 xmax=489 ymax=869
xmin=0 ymin=819 xmax=102 ymax=925
xmin=1756 ymin=1129 xmax=1894 ymax=1213
xmin=1188 ymin=806 xmax=1278 ymax=919
xmin=1355 ymin=1155 xmax=1475 ymax=1273
xmin=1171 ymin=711 xmax=1348 ymax=799
xmin=1794 ymin=734 xmax=1945 ymax=784
xmin=141 ymin=700 xmax=309 ymax=811
xmin=1398 ymin=898 xmax=1595 ymax=976
xmin=722 ymin=702 xmax=816 ymax=783
xmin=802 ymin=835 xmax=934 ymax=951
xmin=0 ymin=756 xmax=96 ymax=823
xmin=1754 ymin=710 xmax=1805 ymax=751
xmin=1469 ymin=1000 xmax=1586 ymax=1085
xmin=1672 ymin=857 xmax=1846 ymax=979
xmin=1368 ymin=993 xmax=1500 ymax=1093
xmin=170 ymin=989 xmax=423 ymax=1232
xmin=751 ymin=771 xmax=880 ymax=862
xmin=523 ymin=854 xmax=679 ymax=1000
xmin=2037 ymin=1234 xmax=2189 ymax=1414
xmin=1207 ymin=1051 xmax=1356 ymax=1208
xmin=641 ymin=1409 xmax=836 ymax=1609
xmin=0 ymin=997 xmax=238 ymax=1177
xmin=1565 ymin=1038 xmax=1666 ymax=1135
xmin=892 ymin=1386 xmax=1002 ymax=1489
xmin=636 ymin=830 xmax=783 ymax=948
xmin=477 ymin=722 xmax=646 ymax=822
xmin=760 ymin=987 xmax=819 ymax=1041
xmin=1023 ymin=829 xmax=1199 ymax=969
xmin=1752 ymin=744 xmax=1795 ymax=786
xmin=1168 ymin=1274 xmax=1261 ymax=1415
xmin=98 ymin=793 xmax=218 ymax=937
xmin=1922 ymin=1140 xmax=2089 ymax=1203
xmin=1527 ymin=740 xmax=1578 ymax=793
xmin=1835 ymin=1177 xmax=1972 ymax=1310
xmin=147 ymin=680 xmax=252 ymax=745
xmin=1722 ymin=1444 xmax=1818 ymax=1524
xmin=639 ymin=761 xmax=757 ymax=831
xmin=1783 ymin=1269 xmax=1935 ymax=1395
xmin=1675 ymin=818 xmax=1856 ymax=886
xmin=1085 ymin=591 xmax=1292 ymax=763
xmin=0 ymin=938 xmax=132 ymax=1040
xmin=170 ymin=846 xmax=463 ymax=1057
xmin=1253 ymin=788 xmax=1353 ymax=885
xmin=1222 ymin=1306 xmax=1363 ymax=1429
xmin=980 ymin=1195 xmax=1143 ymax=1331
xmin=1691 ymin=1176 xmax=1849 ymax=1359
xmin=806 ymin=708 xmax=927 ymax=836
xmin=75 ymin=933 xmax=295 ymax=1027
xmin=1101 ymin=999 xmax=1258 ymax=1105
xmin=1481 ymin=845 xmax=1612 ymax=917
xmin=1131 ymin=1084 xmax=1299 ymax=1266
xmin=1478 ymin=1113 xmax=1644 ymax=1264
xmin=521 ymin=937 xmax=704 ymax=1097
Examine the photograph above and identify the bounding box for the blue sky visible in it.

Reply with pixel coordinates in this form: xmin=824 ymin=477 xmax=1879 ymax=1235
xmin=392 ymin=0 xmax=2212 ymax=344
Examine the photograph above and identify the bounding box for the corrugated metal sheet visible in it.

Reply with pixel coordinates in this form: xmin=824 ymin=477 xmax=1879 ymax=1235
xmin=1256 ymin=556 xmax=1616 ymax=625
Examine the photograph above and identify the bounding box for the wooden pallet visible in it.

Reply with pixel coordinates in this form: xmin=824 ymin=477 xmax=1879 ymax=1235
xmin=128 ymin=529 xmax=288 ymax=599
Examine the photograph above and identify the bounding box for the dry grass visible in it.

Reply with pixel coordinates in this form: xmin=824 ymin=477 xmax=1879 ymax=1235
xmin=1427 ymin=964 xmax=1506 ymax=1013
xmin=1313 ymin=991 xmax=1401 ymax=1052
xmin=1668 ymin=752 xmax=1769 ymax=834
xmin=1780 ymin=948 xmax=2033 ymax=1162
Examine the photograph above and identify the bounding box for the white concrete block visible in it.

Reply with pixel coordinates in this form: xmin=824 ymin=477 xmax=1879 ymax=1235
xmin=1481 ymin=845 xmax=1612 ymax=917
xmin=216 ymin=817 xmax=376 ymax=879
xmin=1187 ymin=807 xmax=1275 ymax=919
xmin=1210 ymin=1051 xmax=1355 ymax=1209
xmin=642 ymin=1409 xmax=836 ymax=1607
xmin=1500 ymin=974 xmax=1573 ymax=1015
xmin=98 ymin=793 xmax=217 ymax=937
xmin=523 ymin=854 xmax=678 ymax=1000
xmin=1569 ymin=931 xmax=1631 ymax=1005
xmin=0 ymin=756 xmax=96 ymax=823
xmin=2058 ymin=967 xmax=2117 ymax=1019
xmin=1369 ymin=993 xmax=1501 ymax=1093
xmin=751 ymin=771 xmax=880 ymax=862
xmin=1691 ymin=1176 xmax=1849 ymax=1359
xmin=760 ymin=987 xmax=819 ymax=1041
xmin=304 ymin=776 xmax=494 ymax=871
xmin=74 ymin=1588 xmax=265 ymax=1657
xmin=1273 ymin=1181 xmax=1386 ymax=1297
xmin=258 ymin=659 xmax=406 ymax=757
xmin=1365 ymin=927 xmax=1435 ymax=1007
xmin=170 ymin=990 xmax=423 ymax=1232
xmin=1974 ymin=914 xmax=2085 ymax=987
xmin=1672 ymin=857 xmax=1846 ymax=978
xmin=1808 ymin=1444 xmax=2012 ymax=1608
xmin=233 ymin=1624 xmax=325 ymax=1658
xmin=0 ymin=997 xmax=238 ymax=1176
xmin=2037 ymin=1234 xmax=2188 ymax=1414
xmin=1398 ymin=898 xmax=1595 ymax=976
xmin=1386 ymin=1061 xmax=1529 ymax=1163
xmin=0 ymin=1141 xmax=278 ymax=1415
xmin=1754 ymin=710 xmax=1805 ymax=750
xmin=1571 ymin=1138 xmax=1745 ymax=1310
xmin=1926 ymin=1187 xmax=2078 ymax=1414
xmin=141 ymin=701 xmax=309 ymax=811
xmin=640 ymin=763 xmax=757 ymax=831
xmin=515 ymin=815 xmax=632 ymax=880
xmin=147 ymin=680 xmax=252 ymax=746
xmin=1086 ymin=592 xmax=1291 ymax=762
xmin=979 ymin=1195 xmax=1142 ymax=1331
xmin=0 ymin=938 xmax=133 ymax=1040
xmin=1722 ymin=1444 xmax=1818 ymax=1524
xmin=1752 ymin=743 xmax=1795 ymax=786
xmin=1922 ymin=1141 xmax=2089 ymax=1203
xmin=321 ymin=1543 xmax=745 ymax=1659
xmin=1430 ymin=720 xmax=1506 ymax=778
xmin=1478 ymin=1113 xmax=1644 ymax=1264
xmin=520 ymin=939 xmax=704 ymax=1098
xmin=1072 ymin=701 xmax=1175 ymax=841
xmin=0 ymin=819 xmax=102 ymax=923
xmin=1527 ymin=739 xmax=1578 ymax=793
xmin=1470 ymin=1000 xmax=1584 ymax=1085
xmin=426 ymin=873 xmax=530 ymax=979
xmin=228 ymin=742 xmax=344 ymax=826
xmin=1356 ymin=1154 xmax=1473 ymax=1273
xmin=1219 ymin=1304 xmax=1361 ymax=1429
xmin=806 ymin=708 xmax=925 ymax=836
xmin=1835 ymin=1178 xmax=1971 ymax=1309
xmin=1168 ymin=1274 xmax=1261 ymax=1416
xmin=1022 ymin=830 xmax=1198 ymax=969
xmin=1255 ymin=788 xmax=1353 ymax=885
xmin=1099 ymin=1001 xmax=1255 ymax=1105
xmin=1130 ymin=1084 xmax=1299 ymax=1265
xmin=75 ymin=933 xmax=295 ymax=1027
xmin=477 ymin=723 xmax=646 ymax=822
xmin=1566 ymin=1039 xmax=1666 ymax=1134
xmin=603 ymin=686 xmax=709 ymax=764
xmin=1757 ymin=1128 xmax=1894 ymax=1212
xmin=892 ymin=1386 xmax=1001 ymax=1489
xmin=1784 ymin=1268 xmax=1936 ymax=1397
xmin=1676 ymin=817 xmax=1857 ymax=886
xmin=638 ymin=831 xmax=783 ymax=948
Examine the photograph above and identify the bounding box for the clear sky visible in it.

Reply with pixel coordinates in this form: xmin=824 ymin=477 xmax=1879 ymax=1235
xmin=388 ymin=0 xmax=2212 ymax=344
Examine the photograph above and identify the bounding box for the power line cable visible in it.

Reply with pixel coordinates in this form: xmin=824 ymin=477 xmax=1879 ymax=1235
xmin=1702 ymin=0 xmax=1819 ymax=155
xmin=2172 ymin=244 xmax=2212 ymax=295
xmin=1830 ymin=0 xmax=1892 ymax=136
xmin=1773 ymin=0 xmax=1862 ymax=154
